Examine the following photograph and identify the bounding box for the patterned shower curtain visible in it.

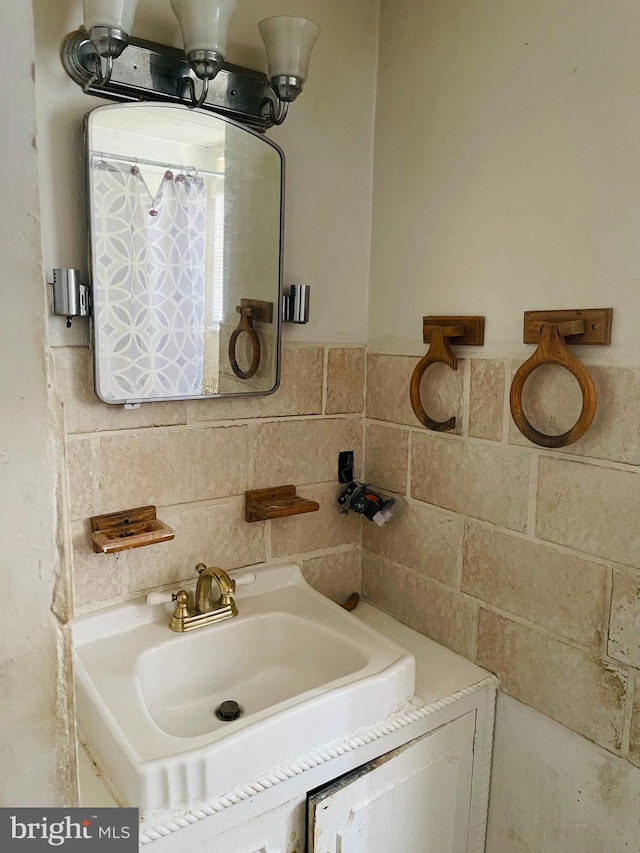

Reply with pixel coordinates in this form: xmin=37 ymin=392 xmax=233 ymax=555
xmin=91 ymin=158 xmax=207 ymax=400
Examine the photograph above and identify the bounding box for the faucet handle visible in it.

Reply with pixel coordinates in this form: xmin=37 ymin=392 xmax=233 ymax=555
xmin=215 ymin=568 xmax=236 ymax=601
xmin=169 ymin=590 xmax=192 ymax=632
xmin=146 ymin=591 xmax=175 ymax=606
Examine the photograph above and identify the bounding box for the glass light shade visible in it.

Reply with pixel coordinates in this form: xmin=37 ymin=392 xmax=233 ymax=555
xmin=170 ymin=0 xmax=237 ymax=56
xmin=258 ymin=16 xmax=320 ymax=83
xmin=83 ymin=0 xmax=139 ymax=33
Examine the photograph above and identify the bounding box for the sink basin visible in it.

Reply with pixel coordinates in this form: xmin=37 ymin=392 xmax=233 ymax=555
xmin=71 ymin=563 xmax=415 ymax=813
xmin=139 ymin=611 xmax=371 ymax=738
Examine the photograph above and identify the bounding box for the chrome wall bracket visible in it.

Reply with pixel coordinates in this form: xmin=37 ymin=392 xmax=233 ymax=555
xmin=61 ymin=30 xmax=274 ymax=132
xmin=50 ymin=268 xmax=90 ymax=327
xmin=282 ymin=284 xmax=310 ymax=324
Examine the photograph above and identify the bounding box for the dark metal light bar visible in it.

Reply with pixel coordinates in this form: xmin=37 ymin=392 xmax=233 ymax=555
xmin=61 ymin=30 xmax=273 ymax=132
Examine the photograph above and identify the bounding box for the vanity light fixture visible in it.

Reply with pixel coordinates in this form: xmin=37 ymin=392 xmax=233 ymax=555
xmin=82 ymin=0 xmax=139 ymax=85
xmin=170 ymin=0 xmax=237 ymax=109
xmin=62 ymin=1 xmax=320 ymax=129
xmin=259 ymin=16 xmax=320 ymax=125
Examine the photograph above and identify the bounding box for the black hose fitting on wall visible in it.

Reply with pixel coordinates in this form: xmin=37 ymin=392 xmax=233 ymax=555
xmin=336 ymin=451 xmax=396 ymax=528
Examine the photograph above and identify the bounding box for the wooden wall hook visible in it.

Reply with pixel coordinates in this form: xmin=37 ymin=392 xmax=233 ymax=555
xmin=409 ymin=316 xmax=484 ymax=432
xmin=509 ymin=320 xmax=597 ymax=448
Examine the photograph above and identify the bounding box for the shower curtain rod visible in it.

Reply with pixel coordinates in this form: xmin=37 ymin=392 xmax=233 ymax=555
xmin=91 ymin=150 xmax=224 ymax=180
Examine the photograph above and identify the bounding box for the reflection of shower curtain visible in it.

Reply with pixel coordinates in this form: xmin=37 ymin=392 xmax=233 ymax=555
xmin=92 ymin=160 xmax=206 ymax=400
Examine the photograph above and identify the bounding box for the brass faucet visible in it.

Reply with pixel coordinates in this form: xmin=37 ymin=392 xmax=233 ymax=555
xmin=169 ymin=563 xmax=238 ymax=632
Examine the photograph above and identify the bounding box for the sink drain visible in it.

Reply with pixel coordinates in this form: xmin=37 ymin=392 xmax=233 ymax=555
xmin=215 ymin=700 xmax=243 ymax=722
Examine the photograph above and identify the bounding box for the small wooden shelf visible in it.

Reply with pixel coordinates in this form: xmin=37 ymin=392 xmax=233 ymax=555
xmin=90 ymin=505 xmax=175 ymax=554
xmin=245 ymin=485 xmax=320 ymax=523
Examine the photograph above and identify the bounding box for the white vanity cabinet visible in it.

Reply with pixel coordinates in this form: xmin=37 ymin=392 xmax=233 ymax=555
xmin=79 ymin=604 xmax=497 ymax=853
xmin=308 ymin=712 xmax=477 ymax=853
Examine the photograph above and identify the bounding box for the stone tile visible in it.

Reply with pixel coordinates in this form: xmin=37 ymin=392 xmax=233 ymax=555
xmin=301 ymin=549 xmax=362 ymax=602
xmin=52 ymin=346 xmax=186 ymax=434
xmin=271 ymin=483 xmax=362 ymax=557
xmin=462 ymin=522 xmax=608 ymax=649
xmin=71 ymin=521 xmax=126 ymax=612
xmin=361 ymin=550 xmax=406 ymax=622
xmin=608 ymin=569 xmax=640 ymax=667
xmin=476 ymin=609 xmax=627 ymax=754
xmin=98 ymin=425 xmax=250 ymax=512
xmin=364 ymin=422 xmax=409 ymax=494
xmin=74 ymin=499 xmax=267 ymax=611
xmin=362 ymin=551 xmax=477 ymax=658
xmin=326 ymin=347 xmax=365 ymax=414
xmin=629 ymin=680 xmax=640 ymax=768
xmin=127 ymin=499 xmax=266 ymax=593
xmin=189 ymin=344 xmax=324 ymax=422
xmin=66 ymin=438 xmax=99 ymax=520
xmin=366 ymin=354 xmax=421 ymax=427
xmin=536 ymin=457 xmax=640 ymax=567
xmin=469 ymin=359 xmax=505 ymax=441
xmin=412 ymin=433 xmax=530 ymax=532
xmin=508 ymin=364 xmax=640 ymax=466
xmin=363 ymin=498 xmax=461 ymax=586
xmin=252 ymin=416 xmax=363 ymax=489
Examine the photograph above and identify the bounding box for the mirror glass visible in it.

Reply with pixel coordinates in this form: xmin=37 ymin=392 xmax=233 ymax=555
xmin=86 ymin=103 xmax=283 ymax=404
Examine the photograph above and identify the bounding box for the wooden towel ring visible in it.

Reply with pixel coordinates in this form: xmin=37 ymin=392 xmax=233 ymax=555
xmin=409 ymin=324 xmax=465 ymax=431
xmin=509 ymin=320 xmax=597 ymax=448
xmin=229 ymin=305 xmax=261 ymax=380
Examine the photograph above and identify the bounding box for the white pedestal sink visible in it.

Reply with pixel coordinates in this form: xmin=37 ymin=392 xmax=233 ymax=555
xmin=71 ymin=563 xmax=416 ymax=812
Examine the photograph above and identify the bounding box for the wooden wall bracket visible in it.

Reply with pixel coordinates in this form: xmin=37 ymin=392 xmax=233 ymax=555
xmin=245 ymin=485 xmax=320 ymax=523
xmin=410 ymin=315 xmax=485 ymax=431
xmin=523 ymin=309 xmax=612 ymax=345
xmin=422 ymin=315 xmax=485 ymax=346
xmin=240 ymin=298 xmax=274 ymax=324
xmin=90 ymin=505 xmax=174 ymax=554
xmin=510 ymin=309 xmax=612 ymax=448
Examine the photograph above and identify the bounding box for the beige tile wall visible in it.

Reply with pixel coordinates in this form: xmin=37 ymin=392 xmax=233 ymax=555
xmin=362 ymin=352 xmax=640 ymax=767
xmin=59 ymin=341 xmax=640 ymax=769
xmin=54 ymin=343 xmax=365 ymax=614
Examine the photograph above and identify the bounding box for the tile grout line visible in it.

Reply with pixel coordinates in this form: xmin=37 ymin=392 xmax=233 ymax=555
xmin=321 ymin=345 xmax=329 ymax=415
xmin=502 ymin=357 xmax=512 ymax=445
xmin=461 ymin=357 xmax=471 ymax=437
xmin=65 ymin=412 xmax=360 ymax=441
xmin=456 ymin=517 xmax=466 ymax=592
xmin=526 ymin=452 xmax=539 ymax=538
xmin=602 ymin=564 xmax=615 ymax=661
xmin=620 ymin=666 xmax=636 ymax=760
xmin=406 ymin=428 xmax=413 ymax=498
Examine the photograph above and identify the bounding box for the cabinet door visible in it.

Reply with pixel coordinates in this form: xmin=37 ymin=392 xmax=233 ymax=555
xmin=308 ymin=711 xmax=476 ymax=853
xmin=180 ymin=799 xmax=306 ymax=853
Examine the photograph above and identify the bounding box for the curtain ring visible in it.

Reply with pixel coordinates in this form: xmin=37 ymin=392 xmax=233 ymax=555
xmin=409 ymin=324 xmax=465 ymax=431
xmin=509 ymin=321 xmax=597 ymax=448
xmin=229 ymin=306 xmax=261 ymax=380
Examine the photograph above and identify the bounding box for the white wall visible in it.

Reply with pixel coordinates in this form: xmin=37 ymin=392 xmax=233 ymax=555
xmin=34 ymin=0 xmax=379 ymax=348
xmin=487 ymin=695 xmax=640 ymax=853
xmin=371 ymin=0 xmax=640 ymax=846
xmin=370 ymin=0 xmax=640 ymax=363
xmin=0 ymin=3 xmax=73 ymax=805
